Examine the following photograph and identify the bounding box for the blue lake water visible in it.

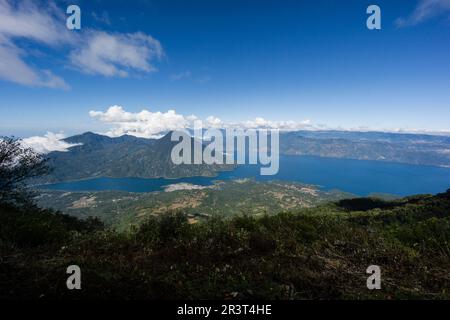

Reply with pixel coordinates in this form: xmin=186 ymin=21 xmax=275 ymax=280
xmin=40 ymin=155 xmax=450 ymax=196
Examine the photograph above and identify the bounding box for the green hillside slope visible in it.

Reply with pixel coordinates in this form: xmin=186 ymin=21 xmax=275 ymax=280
xmin=37 ymin=132 xmax=233 ymax=183
xmin=2 ymin=189 xmax=450 ymax=299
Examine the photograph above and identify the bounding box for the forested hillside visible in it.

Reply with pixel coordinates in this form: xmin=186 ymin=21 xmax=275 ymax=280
xmin=37 ymin=132 xmax=233 ymax=183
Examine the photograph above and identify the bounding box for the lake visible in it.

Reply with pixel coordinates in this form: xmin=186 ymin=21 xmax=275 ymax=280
xmin=40 ymin=155 xmax=450 ymax=196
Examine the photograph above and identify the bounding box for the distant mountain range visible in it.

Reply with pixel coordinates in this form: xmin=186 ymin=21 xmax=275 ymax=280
xmin=280 ymin=130 xmax=450 ymax=167
xmin=35 ymin=130 xmax=450 ymax=183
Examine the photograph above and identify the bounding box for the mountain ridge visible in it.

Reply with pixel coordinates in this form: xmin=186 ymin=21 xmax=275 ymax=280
xmin=36 ymin=131 xmax=233 ymax=183
xmin=34 ymin=129 xmax=450 ymax=183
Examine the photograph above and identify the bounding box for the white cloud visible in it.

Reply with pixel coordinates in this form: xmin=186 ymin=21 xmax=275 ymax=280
xmin=205 ymin=116 xmax=224 ymax=128
xmin=89 ymin=105 xmax=315 ymax=138
xmin=396 ymin=0 xmax=450 ymax=27
xmin=0 ymin=0 xmax=70 ymax=88
xmin=0 ymin=41 xmax=68 ymax=89
xmin=240 ymin=117 xmax=312 ymax=130
xmin=70 ymin=31 xmax=164 ymax=77
xmin=0 ymin=0 xmax=164 ymax=88
xmin=88 ymin=106 xmax=450 ymax=138
xmin=21 ymin=132 xmax=81 ymax=154
xmin=89 ymin=105 xmax=189 ymax=138
xmin=0 ymin=0 xmax=69 ymax=45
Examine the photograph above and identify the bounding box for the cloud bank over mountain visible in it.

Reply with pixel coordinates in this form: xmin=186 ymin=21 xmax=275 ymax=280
xmin=87 ymin=105 xmax=450 ymax=139
xmin=21 ymin=132 xmax=80 ymax=154
xmin=88 ymin=105 xmax=315 ymax=138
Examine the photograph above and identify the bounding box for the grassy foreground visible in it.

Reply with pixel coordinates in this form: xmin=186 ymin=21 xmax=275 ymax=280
xmin=1 ymin=189 xmax=450 ymax=300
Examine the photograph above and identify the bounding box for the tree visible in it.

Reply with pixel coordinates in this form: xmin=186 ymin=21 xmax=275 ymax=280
xmin=0 ymin=137 xmax=49 ymax=206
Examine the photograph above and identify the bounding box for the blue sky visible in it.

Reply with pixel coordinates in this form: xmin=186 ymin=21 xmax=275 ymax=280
xmin=1 ymin=0 xmax=450 ymax=137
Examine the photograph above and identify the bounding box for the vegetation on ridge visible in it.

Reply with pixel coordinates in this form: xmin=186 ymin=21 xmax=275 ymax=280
xmin=1 ymin=189 xmax=450 ymax=299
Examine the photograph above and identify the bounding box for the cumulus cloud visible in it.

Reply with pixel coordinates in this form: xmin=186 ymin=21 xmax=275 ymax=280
xmin=89 ymin=105 xmax=189 ymax=138
xmin=240 ymin=117 xmax=311 ymax=130
xmin=89 ymin=105 xmax=315 ymax=138
xmin=0 ymin=0 xmax=165 ymax=88
xmin=0 ymin=0 xmax=70 ymax=88
xmin=21 ymin=132 xmax=81 ymax=154
xmin=205 ymin=116 xmax=224 ymax=128
xmin=90 ymin=106 xmax=450 ymax=138
xmin=71 ymin=31 xmax=164 ymax=77
xmin=396 ymin=0 xmax=450 ymax=27
xmin=200 ymin=116 xmax=313 ymax=131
